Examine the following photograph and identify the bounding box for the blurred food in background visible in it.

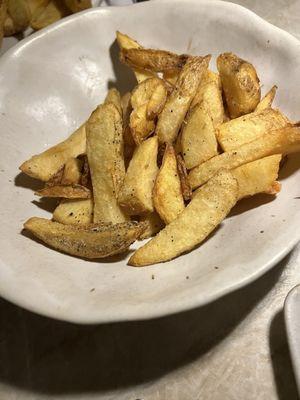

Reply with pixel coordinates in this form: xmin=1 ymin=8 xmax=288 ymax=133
xmin=0 ymin=0 xmax=92 ymax=45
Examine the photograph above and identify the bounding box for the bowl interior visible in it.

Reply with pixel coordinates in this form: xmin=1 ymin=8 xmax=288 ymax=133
xmin=0 ymin=0 xmax=299 ymax=323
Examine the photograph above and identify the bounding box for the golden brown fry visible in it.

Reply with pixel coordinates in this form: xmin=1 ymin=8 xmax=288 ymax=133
xmin=217 ymin=108 xmax=289 ymax=151
xmin=191 ymin=70 xmax=224 ymax=127
xmin=30 ymin=0 xmax=68 ymax=30
xmin=116 ymin=31 xmax=154 ymax=83
xmin=217 ymin=52 xmax=261 ymax=118
xmin=118 ymin=136 xmax=158 ymax=215
xmin=24 ymin=217 xmax=146 ymax=259
xmin=20 ymin=124 xmax=86 ymax=181
xmin=232 ymin=155 xmax=281 ymax=199
xmin=104 ymin=87 xmax=122 ymax=116
xmin=157 ymin=55 xmax=211 ymax=144
xmin=120 ymin=48 xmax=189 ymax=73
xmin=176 ymin=154 xmax=192 ymax=201
xmin=35 ymin=184 xmax=91 ymax=199
xmin=153 ymin=144 xmax=185 ymax=224
xmin=129 ymin=103 xmax=155 ymax=145
xmin=86 ymin=103 xmax=127 ymax=223
xmin=63 ymin=0 xmax=91 ymax=13
xmin=129 ymin=170 xmax=238 ymax=266
xmin=189 ymin=125 xmax=300 ymax=189
xmin=181 ymin=102 xmax=218 ymax=169
xmin=255 ymin=85 xmax=277 ymax=112
xmin=53 ymin=198 xmax=93 ymax=225
xmin=139 ymin=212 xmax=164 ymax=240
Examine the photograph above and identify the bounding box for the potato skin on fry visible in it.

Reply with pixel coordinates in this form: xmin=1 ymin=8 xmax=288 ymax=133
xmin=176 ymin=154 xmax=192 ymax=201
xmin=118 ymin=136 xmax=158 ymax=215
xmin=120 ymin=48 xmax=189 ymax=73
xmin=24 ymin=217 xmax=146 ymax=259
xmin=86 ymin=103 xmax=128 ymax=223
xmin=20 ymin=124 xmax=86 ymax=182
xmin=153 ymin=144 xmax=185 ymax=224
xmin=157 ymin=55 xmax=211 ymax=144
xmin=35 ymin=184 xmax=91 ymax=199
xmin=129 ymin=170 xmax=238 ymax=266
xmin=189 ymin=125 xmax=300 ymax=189
xmin=217 ymin=52 xmax=261 ymax=118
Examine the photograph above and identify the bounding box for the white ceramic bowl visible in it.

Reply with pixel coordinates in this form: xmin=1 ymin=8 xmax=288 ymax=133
xmin=0 ymin=0 xmax=299 ymax=323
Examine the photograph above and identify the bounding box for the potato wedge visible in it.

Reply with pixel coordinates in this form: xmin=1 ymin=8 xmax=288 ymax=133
xmin=35 ymin=184 xmax=90 ymax=199
xmin=20 ymin=124 xmax=86 ymax=181
xmin=86 ymin=103 xmax=127 ymax=223
xmin=191 ymin=70 xmax=224 ymax=127
xmin=53 ymin=198 xmax=93 ymax=225
xmin=153 ymin=144 xmax=185 ymax=224
xmin=130 ymin=103 xmax=155 ymax=145
xmin=24 ymin=217 xmax=146 ymax=259
xmin=139 ymin=212 xmax=164 ymax=240
xmin=104 ymin=87 xmax=122 ymax=116
xmin=189 ymin=125 xmax=300 ymax=189
xmin=30 ymin=0 xmax=68 ymax=30
xmin=8 ymin=0 xmax=30 ymax=32
xmin=176 ymin=154 xmax=192 ymax=201
xmin=116 ymin=31 xmax=154 ymax=83
xmin=217 ymin=52 xmax=261 ymax=118
xmin=63 ymin=0 xmax=91 ymax=13
xmin=129 ymin=170 xmax=238 ymax=266
xmin=120 ymin=47 xmax=189 ymax=73
xmin=131 ymin=77 xmax=167 ymax=120
xmin=157 ymin=55 xmax=211 ymax=144
xmin=181 ymin=102 xmax=218 ymax=169
xmin=118 ymin=136 xmax=158 ymax=215
xmin=255 ymin=85 xmax=277 ymax=112
xmin=217 ymin=108 xmax=289 ymax=151
xmin=232 ymin=155 xmax=281 ymax=199
xmin=60 ymin=157 xmax=82 ymax=185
